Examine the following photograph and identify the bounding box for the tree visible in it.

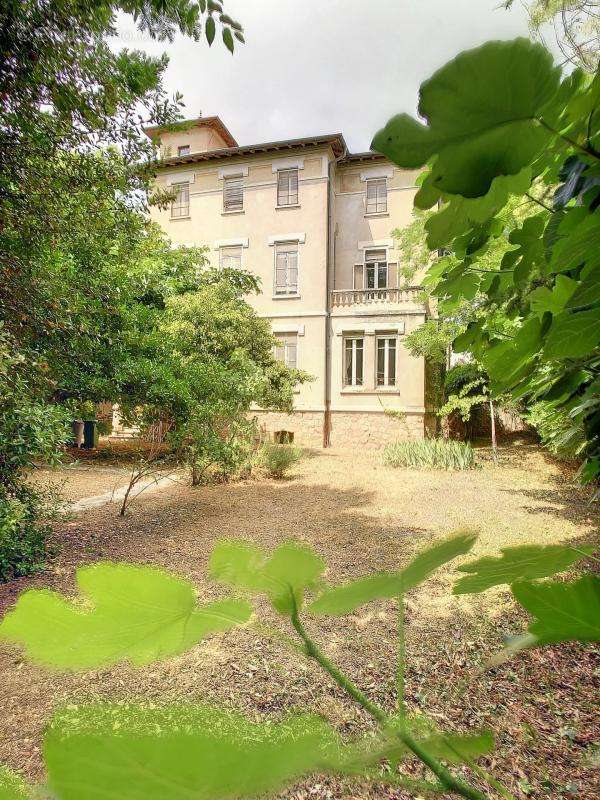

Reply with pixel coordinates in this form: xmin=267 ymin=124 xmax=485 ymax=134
xmin=0 ymin=0 xmax=245 ymax=576
xmin=373 ymin=39 xmax=599 ymax=484
xmin=505 ymin=0 xmax=599 ymax=71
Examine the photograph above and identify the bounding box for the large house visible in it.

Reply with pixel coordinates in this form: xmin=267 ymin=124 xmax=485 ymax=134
xmin=146 ymin=115 xmax=432 ymax=448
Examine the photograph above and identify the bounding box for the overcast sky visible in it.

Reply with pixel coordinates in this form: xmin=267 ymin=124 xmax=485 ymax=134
xmin=113 ymin=0 xmax=553 ymax=152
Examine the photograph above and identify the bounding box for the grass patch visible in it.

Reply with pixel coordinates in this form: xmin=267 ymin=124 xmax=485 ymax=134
xmin=257 ymin=443 xmax=301 ymax=479
xmin=383 ymin=439 xmax=475 ymax=470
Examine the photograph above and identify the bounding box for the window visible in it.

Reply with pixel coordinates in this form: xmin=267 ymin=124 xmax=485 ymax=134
xmin=170 ymin=181 xmax=189 ymax=218
xmin=344 ymin=337 xmax=364 ymax=386
xmin=377 ymin=337 xmax=396 ymax=387
xmin=178 ymin=145 xmax=190 ymax=156
xmin=366 ymin=178 xmax=387 ymax=214
xmin=274 ymin=334 xmax=298 ymax=369
xmin=219 ymin=245 xmax=242 ymax=270
xmin=274 ymin=242 xmax=299 ymax=295
xmin=277 ymin=168 xmax=299 ymax=206
xmin=223 ymin=176 xmax=243 ymax=211
xmin=364 ymin=249 xmax=388 ymax=289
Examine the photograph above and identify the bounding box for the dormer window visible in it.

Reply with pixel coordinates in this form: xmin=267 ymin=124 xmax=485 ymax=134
xmin=178 ymin=145 xmax=190 ymax=156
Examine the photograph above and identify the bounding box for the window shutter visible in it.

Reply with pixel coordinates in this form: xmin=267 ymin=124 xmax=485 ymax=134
xmin=224 ymin=176 xmax=243 ymax=211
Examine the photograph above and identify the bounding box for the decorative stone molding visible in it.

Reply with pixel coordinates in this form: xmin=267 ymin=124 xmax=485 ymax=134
xmin=271 ymin=157 xmax=305 ymax=172
xmin=268 ymin=233 xmax=306 ymax=245
xmin=165 ymin=171 xmax=195 ymax=185
xmin=213 ymin=237 xmax=249 ymax=249
xmin=358 ymin=238 xmax=394 ymax=250
xmin=360 ymin=166 xmax=393 ymax=181
xmin=217 ymin=165 xmax=249 ymax=179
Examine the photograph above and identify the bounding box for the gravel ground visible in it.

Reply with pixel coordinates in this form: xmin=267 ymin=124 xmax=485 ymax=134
xmin=2 ymin=442 xmax=599 ymax=799
xmin=27 ymin=463 xmax=133 ymax=503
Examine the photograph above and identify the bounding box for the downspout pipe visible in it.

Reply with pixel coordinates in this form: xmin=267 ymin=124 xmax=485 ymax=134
xmin=323 ymin=143 xmax=348 ymax=447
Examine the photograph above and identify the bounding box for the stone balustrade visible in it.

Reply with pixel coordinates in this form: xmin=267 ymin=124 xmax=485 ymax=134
xmin=330 ymin=287 xmax=423 ymax=307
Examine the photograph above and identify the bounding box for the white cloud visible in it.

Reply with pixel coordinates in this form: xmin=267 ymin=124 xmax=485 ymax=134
xmin=112 ymin=0 xmax=556 ymax=152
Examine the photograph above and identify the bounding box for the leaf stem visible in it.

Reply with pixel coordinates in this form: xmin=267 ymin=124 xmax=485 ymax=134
xmin=396 ymin=593 xmax=405 ymax=714
xmin=537 ymin=117 xmax=600 ymax=159
xmin=289 ymin=603 xmax=487 ymax=800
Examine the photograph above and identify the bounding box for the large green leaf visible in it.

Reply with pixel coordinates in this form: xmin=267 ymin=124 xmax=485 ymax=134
xmin=425 ymin=168 xmax=532 ymax=249
xmin=453 ymin=544 xmax=594 ymax=594
xmin=44 ymin=704 xmax=345 ymax=800
xmin=0 ymin=767 xmax=31 ymax=800
xmin=0 ymin=563 xmax=251 ymax=670
xmin=483 ymin=317 xmax=542 ymax=390
xmin=310 ymin=532 xmax=477 ymax=616
xmin=529 ymin=275 xmax=578 ymax=316
xmin=209 ymin=540 xmax=325 ymax=615
xmin=543 ymin=309 xmax=600 ymax=360
xmin=512 ymin=575 xmax=600 ymax=645
xmin=372 ymin=39 xmax=561 ymax=197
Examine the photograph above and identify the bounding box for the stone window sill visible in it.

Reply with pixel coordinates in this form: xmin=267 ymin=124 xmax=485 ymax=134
xmin=221 ymin=209 xmax=245 ymax=216
xmin=170 ymin=215 xmax=191 ymax=221
xmin=341 ymin=387 xmax=399 ymax=395
xmin=276 ymin=204 xmax=301 ymax=210
xmin=364 ymin=212 xmax=389 ymax=218
xmin=272 ymin=293 xmax=300 ymax=300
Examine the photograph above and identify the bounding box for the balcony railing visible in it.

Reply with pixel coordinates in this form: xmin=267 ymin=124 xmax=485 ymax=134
xmin=330 ymin=287 xmax=423 ymax=307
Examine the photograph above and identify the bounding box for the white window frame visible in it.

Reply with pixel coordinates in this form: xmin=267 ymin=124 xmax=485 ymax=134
xmin=170 ymin=181 xmax=190 ymax=219
xmin=275 ymin=335 xmax=298 ymax=369
xmin=344 ymin=337 xmax=364 ymax=387
xmin=277 ymin=168 xmax=299 ymax=206
xmin=274 ymin=241 xmax=299 ymax=296
xmin=364 ymin=249 xmax=388 ymax=289
xmin=178 ymin=145 xmax=190 ymax=156
xmin=219 ymin=245 xmax=242 ymax=270
xmin=366 ymin=178 xmax=387 ymax=214
xmin=376 ymin=336 xmax=397 ymax=387
xmin=223 ymin=175 xmax=244 ymax=212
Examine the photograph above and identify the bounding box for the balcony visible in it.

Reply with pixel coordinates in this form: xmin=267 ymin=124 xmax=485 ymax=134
xmin=330 ymin=287 xmax=423 ymax=308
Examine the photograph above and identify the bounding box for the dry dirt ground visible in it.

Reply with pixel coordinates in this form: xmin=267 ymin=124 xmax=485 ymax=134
xmin=2 ymin=442 xmax=599 ymax=799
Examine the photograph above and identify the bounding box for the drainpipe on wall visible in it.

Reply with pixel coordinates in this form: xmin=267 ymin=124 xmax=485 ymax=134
xmin=323 ymin=144 xmax=347 ymax=447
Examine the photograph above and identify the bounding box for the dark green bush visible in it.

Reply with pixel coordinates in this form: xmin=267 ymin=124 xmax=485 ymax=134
xmin=444 ymin=363 xmax=483 ymax=397
xmin=0 ymin=485 xmax=50 ymax=583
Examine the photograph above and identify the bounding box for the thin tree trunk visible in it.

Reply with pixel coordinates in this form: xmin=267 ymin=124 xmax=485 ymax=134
xmin=489 ymin=398 xmax=498 ymax=462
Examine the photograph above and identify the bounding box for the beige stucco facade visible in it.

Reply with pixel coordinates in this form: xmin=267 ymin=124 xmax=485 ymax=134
xmin=148 ymin=118 xmax=430 ymax=447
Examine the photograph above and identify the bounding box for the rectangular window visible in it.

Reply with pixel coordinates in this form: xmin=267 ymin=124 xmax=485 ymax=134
xmin=277 ymin=168 xmax=299 ymax=206
xmin=274 ymin=334 xmax=298 ymax=369
xmin=364 ymin=248 xmax=388 ymax=289
xmin=178 ymin=145 xmax=190 ymax=156
xmin=274 ymin=242 xmax=299 ymax=295
xmin=170 ymin=181 xmax=190 ymax=218
xmin=223 ymin=176 xmax=244 ymax=211
xmin=344 ymin=337 xmax=364 ymax=387
xmin=366 ymin=178 xmax=387 ymax=213
xmin=377 ymin=337 xmax=397 ymax=387
xmin=219 ymin=245 xmax=242 ymax=270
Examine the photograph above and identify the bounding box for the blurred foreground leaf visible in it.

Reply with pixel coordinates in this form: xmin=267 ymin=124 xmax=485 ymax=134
xmin=310 ymin=531 xmax=477 ymax=615
xmin=454 ymin=544 xmax=594 ymax=594
xmin=0 ymin=563 xmax=251 ymax=669
xmin=209 ymin=540 xmax=325 ymax=614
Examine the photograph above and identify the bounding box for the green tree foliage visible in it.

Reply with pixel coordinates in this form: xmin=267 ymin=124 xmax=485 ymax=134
xmin=373 ymin=39 xmax=600 ymax=483
xmin=0 ymin=1 xmax=257 ymax=574
xmin=0 ymin=532 xmax=597 ymax=799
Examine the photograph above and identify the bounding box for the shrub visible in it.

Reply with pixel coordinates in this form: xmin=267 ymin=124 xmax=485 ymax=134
xmin=0 ymin=485 xmax=50 ymax=583
xmin=383 ymin=439 xmax=475 ymax=470
xmin=258 ymin=442 xmax=301 ymax=478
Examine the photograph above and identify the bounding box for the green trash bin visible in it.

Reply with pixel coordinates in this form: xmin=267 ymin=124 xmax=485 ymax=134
xmin=83 ymin=420 xmax=99 ymax=449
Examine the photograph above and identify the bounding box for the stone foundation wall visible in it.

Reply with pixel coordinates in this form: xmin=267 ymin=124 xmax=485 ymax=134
xmin=328 ymin=410 xmax=425 ymax=448
xmin=251 ymin=410 xmax=325 ymax=448
xmin=252 ymin=409 xmax=426 ymax=449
